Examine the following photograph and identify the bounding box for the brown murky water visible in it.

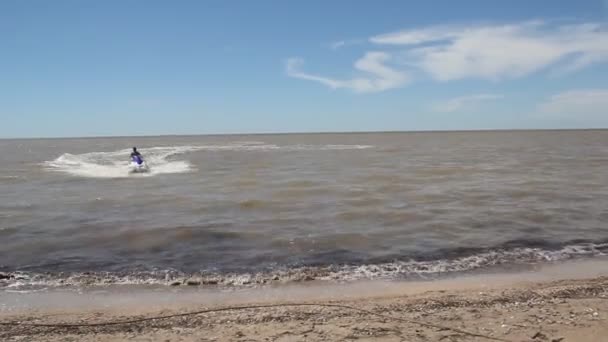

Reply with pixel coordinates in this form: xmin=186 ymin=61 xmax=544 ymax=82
xmin=1 ymin=130 xmax=607 ymax=288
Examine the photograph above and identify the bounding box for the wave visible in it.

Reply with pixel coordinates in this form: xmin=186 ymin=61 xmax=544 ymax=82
xmin=2 ymin=240 xmax=606 ymax=290
xmin=43 ymin=143 xmax=374 ymax=178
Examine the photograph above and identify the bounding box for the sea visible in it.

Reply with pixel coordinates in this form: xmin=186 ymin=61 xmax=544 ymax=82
xmin=1 ymin=130 xmax=607 ymax=290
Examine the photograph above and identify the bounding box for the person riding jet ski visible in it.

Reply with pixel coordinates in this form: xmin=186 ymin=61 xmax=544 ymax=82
xmin=130 ymin=147 xmax=144 ymax=165
xmin=129 ymin=147 xmax=148 ymax=173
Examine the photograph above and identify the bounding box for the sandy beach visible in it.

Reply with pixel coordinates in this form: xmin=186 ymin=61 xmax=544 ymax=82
xmin=2 ymin=261 xmax=608 ymax=342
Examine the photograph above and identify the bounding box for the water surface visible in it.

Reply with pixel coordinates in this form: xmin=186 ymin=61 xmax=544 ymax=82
xmin=1 ymin=131 xmax=607 ymax=288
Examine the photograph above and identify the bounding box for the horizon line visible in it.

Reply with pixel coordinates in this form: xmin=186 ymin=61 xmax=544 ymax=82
xmin=1 ymin=127 xmax=607 ymax=140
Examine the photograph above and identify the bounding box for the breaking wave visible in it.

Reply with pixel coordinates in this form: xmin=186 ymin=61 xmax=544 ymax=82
xmin=2 ymin=240 xmax=606 ymax=290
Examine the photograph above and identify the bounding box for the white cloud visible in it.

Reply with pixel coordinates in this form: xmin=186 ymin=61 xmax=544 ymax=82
xmin=329 ymin=39 xmax=365 ymax=50
xmin=285 ymin=52 xmax=409 ymax=93
xmin=371 ymin=24 xmax=464 ymax=45
xmin=432 ymin=94 xmax=503 ymax=112
xmin=537 ymin=89 xmax=608 ymax=118
xmin=370 ymin=21 xmax=608 ymax=81
xmin=285 ymin=58 xmax=343 ymax=89
xmin=330 ymin=41 xmax=347 ymax=50
xmin=287 ymin=21 xmax=608 ymax=93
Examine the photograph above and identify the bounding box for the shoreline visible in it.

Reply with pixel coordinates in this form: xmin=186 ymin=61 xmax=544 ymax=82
xmin=2 ymin=259 xmax=608 ymax=341
xmin=2 ymin=241 xmax=607 ymax=292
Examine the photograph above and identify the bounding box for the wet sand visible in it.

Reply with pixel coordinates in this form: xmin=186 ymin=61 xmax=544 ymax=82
xmin=1 ymin=261 xmax=608 ymax=341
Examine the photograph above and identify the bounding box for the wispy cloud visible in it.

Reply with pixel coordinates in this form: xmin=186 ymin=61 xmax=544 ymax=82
xmin=371 ymin=21 xmax=608 ymax=81
xmin=287 ymin=21 xmax=608 ymax=92
xmin=329 ymin=39 xmax=364 ymax=50
xmin=285 ymin=52 xmax=409 ymax=93
xmin=285 ymin=58 xmax=343 ymax=89
xmin=432 ymin=94 xmax=503 ymax=112
xmin=537 ymin=89 xmax=608 ymax=118
xmin=330 ymin=41 xmax=347 ymax=50
xmin=371 ymin=23 xmax=464 ymax=45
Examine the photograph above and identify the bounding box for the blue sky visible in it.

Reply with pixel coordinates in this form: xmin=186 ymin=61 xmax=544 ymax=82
xmin=1 ymin=0 xmax=608 ymax=138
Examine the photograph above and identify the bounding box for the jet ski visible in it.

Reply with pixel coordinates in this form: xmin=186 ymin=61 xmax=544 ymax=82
xmin=129 ymin=155 xmax=149 ymax=173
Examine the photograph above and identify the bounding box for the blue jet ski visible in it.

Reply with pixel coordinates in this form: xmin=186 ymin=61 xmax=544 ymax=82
xmin=129 ymin=154 xmax=149 ymax=173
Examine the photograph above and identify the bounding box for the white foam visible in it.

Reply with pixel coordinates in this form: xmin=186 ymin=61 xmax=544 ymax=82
xmin=320 ymin=242 xmax=608 ymax=281
xmin=1 ymin=242 xmax=606 ymax=291
xmin=44 ymin=143 xmax=374 ymax=179
xmin=45 ymin=146 xmax=202 ymax=179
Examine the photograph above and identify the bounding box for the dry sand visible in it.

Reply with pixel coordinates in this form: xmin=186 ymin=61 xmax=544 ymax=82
xmin=2 ymin=263 xmax=608 ymax=342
